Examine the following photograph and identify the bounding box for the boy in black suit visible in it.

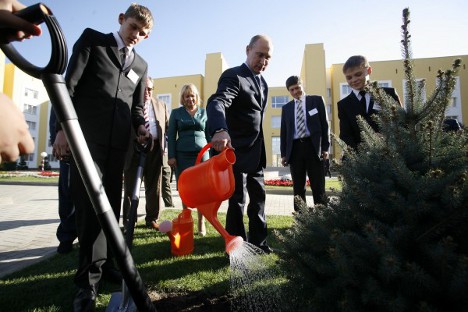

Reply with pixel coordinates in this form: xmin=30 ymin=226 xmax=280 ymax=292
xmin=338 ymin=55 xmax=401 ymax=151
xmin=52 ymin=4 xmax=153 ymax=310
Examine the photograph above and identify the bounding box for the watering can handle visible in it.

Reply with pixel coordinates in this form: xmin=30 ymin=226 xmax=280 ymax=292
xmin=195 ymin=143 xmax=212 ymax=165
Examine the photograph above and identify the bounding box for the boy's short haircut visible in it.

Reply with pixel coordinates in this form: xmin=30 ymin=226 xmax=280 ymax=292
xmin=343 ymin=55 xmax=369 ymax=73
xmin=285 ymin=75 xmax=302 ymax=90
xmin=125 ymin=3 xmax=154 ymax=29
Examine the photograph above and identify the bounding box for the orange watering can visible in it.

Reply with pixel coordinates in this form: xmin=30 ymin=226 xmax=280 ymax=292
xmin=178 ymin=143 xmax=244 ymax=254
xmin=160 ymin=209 xmax=194 ymax=256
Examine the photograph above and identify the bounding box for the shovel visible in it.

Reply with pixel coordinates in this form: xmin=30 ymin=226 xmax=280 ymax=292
xmin=107 ymin=140 xmax=151 ymax=311
xmin=0 ymin=3 xmax=155 ymax=311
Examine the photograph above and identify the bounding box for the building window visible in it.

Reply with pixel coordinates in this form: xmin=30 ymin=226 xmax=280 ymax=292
xmin=157 ymin=94 xmax=172 ymax=114
xmin=340 ymin=84 xmax=352 ymax=99
xmin=377 ymin=80 xmax=392 ymax=88
xmin=340 ymin=80 xmax=393 ymax=100
xmin=271 ymin=136 xmax=281 ymax=167
xmin=24 ymin=88 xmax=39 ymax=99
xmin=271 ymin=116 xmax=281 ymax=129
xmin=271 ymin=95 xmax=289 ymax=109
xmin=23 ymin=104 xmax=37 ymax=115
xmin=26 ymin=121 xmax=36 ymax=131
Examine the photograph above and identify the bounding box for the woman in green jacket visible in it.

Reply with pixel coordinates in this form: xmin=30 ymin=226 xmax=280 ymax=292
xmin=168 ymin=83 xmax=211 ymax=236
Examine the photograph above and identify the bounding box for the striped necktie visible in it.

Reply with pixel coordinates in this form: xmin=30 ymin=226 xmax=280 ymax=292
xmin=296 ymin=99 xmax=306 ymax=138
xmin=144 ymin=101 xmax=150 ymax=130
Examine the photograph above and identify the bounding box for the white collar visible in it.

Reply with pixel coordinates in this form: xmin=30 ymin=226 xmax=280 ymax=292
xmin=113 ymin=31 xmax=133 ymax=53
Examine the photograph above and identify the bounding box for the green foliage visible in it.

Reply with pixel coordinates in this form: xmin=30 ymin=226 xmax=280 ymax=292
xmin=276 ymin=8 xmax=468 ymax=312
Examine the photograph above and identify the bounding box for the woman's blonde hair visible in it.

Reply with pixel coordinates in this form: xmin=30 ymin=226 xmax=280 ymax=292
xmin=179 ymin=83 xmax=201 ymax=106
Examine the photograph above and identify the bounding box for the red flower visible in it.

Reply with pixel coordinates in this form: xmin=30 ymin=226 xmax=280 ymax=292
xmin=264 ymin=179 xmax=310 ymax=187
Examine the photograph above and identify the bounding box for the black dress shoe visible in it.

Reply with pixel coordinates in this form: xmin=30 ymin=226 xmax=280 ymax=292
xmin=259 ymin=245 xmax=274 ymax=254
xmin=102 ymin=266 xmax=122 ymax=284
xmin=57 ymin=240 xmax=74 ymax=254
xmin=73 ymin=285 xmax=97 ymax=312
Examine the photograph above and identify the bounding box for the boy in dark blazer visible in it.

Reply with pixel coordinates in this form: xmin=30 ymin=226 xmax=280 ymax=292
xmin=207 ymin=35 xmax=273 ymax=254
xmin=338 ymin=55 xmax=402 ymax=151
xmin=52 ymin=4 xmax=153 ymax=310
xmin=280 ymin=75 xmax=330 ymax=210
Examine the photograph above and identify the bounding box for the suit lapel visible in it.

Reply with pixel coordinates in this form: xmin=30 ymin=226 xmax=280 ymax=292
xmin=241 ymin=64 xmax=264 ymax=109
xmin=107 ymin=33 xmax=122 ymax=69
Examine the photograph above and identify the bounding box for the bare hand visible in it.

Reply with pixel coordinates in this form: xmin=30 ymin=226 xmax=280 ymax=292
xmin=137 ymin=125 xmax=153 ymax=150
xmin=167 ymin=157 xmax=177 ymax=168
xmin=211 ymin=131 xmax=233 ymax=152
xmin=281 ymin=157 xmax=288 ymax=167
xmin=52 ymin=130 xmax=70 ymax=160
xmin=0 ymin=0 xmax=42 ymax=43
xmin=0 ymin=93 xmax=35 ymax=163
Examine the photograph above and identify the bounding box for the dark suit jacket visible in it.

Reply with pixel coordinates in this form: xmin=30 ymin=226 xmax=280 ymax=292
xmin=207 ymin=63 xmax=267 ymax=173
xmin=280 ymin=95 xmax=330 ymax=163
xmin=65 ymin=28 xmax=147 ymax=151
xmin=338 ymin=87 xmax=400 ymax=150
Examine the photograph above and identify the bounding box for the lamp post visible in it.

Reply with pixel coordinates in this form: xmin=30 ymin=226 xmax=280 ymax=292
xmin=40 ymin=152 xmax=48 ymax=172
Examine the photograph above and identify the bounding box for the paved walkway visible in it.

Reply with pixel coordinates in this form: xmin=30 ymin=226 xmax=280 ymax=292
xmin=0 ymin=182 xmax=309 ymax=279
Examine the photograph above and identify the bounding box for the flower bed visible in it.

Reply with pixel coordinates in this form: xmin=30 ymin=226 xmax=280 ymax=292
xmin=39 ymin=171 xmax=60 ymax=177
xmin=264 ymin=179 xmax=310 ymax=187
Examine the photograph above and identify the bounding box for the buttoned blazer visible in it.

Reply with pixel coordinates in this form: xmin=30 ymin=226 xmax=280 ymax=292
xmin=65 ymin=28 xmax=148 ymax=151
xmin=167 ymin=106 xmax=210 ymax=158
xmin=280 ymin=95 xmax=330 ymax=163
xmin=207 ymin=63 xmax=267 ymax=173
xmin=338 ymin=87 xmax=400 ymax=150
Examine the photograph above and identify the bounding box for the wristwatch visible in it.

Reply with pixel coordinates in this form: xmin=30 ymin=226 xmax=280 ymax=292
xmin=215 ymin=128 xmax=228 ymax=133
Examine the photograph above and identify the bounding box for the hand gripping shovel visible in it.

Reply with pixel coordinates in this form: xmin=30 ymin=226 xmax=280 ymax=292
xmin=107 ymin=141 xmax=151 ymax=311
xmin=0 ymin=4 xmax=155 ymax=311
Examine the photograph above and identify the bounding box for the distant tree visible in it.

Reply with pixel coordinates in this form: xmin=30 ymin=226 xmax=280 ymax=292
xmin=276 ymin=8 xmax=467 ymax=312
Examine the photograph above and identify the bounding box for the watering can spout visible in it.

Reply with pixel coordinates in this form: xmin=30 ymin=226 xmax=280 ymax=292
xmin=178 ymin=144 xmax=243 ymax=253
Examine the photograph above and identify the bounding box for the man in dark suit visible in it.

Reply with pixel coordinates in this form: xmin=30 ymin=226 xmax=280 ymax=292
xmin=122 ymin=77 xmax=168 ymax=231
xmin=338 ymin=55 xmax=402 ymax=151
xmin=52 ymin=4 xmax=153 ymax=310
xmin=280 ymin=75 xmax=330 ymax=211
xmin=207 ymin=34 xmax=273 ymax=254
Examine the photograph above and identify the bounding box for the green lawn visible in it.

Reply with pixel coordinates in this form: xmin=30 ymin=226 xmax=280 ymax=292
xmin=0 ymin=172 xmax=341 ymax=192
xmin=0 ymin=210 xmax=293 ymax=311
xmin=0 ymin=172 xmax=59 ymax=184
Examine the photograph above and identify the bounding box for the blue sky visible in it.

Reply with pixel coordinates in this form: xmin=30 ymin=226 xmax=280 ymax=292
xmin=11 ymin=0 xmax=468 ymax=86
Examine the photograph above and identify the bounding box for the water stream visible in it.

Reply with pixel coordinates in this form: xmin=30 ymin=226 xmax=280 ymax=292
xmin=229 ymin=241 xmax=281 ymax=312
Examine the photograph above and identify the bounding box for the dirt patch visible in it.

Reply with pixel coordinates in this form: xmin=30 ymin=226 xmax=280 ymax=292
xmin=150 ymin=290 xmax=232 ymax=312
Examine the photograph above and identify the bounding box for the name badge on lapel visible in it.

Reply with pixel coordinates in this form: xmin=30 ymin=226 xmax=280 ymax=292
xmin=126 ymin=69 xmax=139 ymax=84
xmin=308 ymin=108 xmax=318 ymax=116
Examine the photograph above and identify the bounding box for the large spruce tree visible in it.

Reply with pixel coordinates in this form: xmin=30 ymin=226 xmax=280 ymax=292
xmin=277 ymin=8 xmax=467 ymax=312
